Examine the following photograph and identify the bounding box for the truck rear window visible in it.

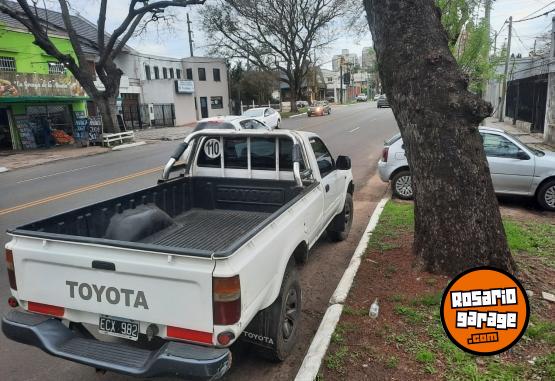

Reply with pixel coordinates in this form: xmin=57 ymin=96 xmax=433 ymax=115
xmin=197 ymin=137 xmax=305 ymax=171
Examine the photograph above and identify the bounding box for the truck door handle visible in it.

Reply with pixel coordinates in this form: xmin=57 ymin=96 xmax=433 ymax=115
xmin=92 ymin=261 xmax=116 ymax=271
xmin=325 ymin=184 xmax=330 ymax=193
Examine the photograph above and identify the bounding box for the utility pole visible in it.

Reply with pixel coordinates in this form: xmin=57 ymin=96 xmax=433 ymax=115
xmin=499 ymin=16 xmax=512 ymax=122
xmin=187 ymin=13 xmax=194 ymax=57
xmin=339 ymin=57 xmax=345 ymax=104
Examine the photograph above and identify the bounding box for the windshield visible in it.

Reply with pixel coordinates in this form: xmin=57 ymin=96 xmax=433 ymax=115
xmin=243 ymin=109 xmax=264 ymax=117
xmin=313 ymin=102 xmax=326 ymax=107
xmin=507 ymin=132 xmax=545 ymax=157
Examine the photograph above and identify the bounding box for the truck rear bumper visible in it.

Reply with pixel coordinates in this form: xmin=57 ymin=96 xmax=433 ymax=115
xmin=2 ymin=310 xmax=231 ymax=380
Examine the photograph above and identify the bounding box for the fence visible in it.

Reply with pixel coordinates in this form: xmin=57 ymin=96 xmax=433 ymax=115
xmin=116 ymin=103 xmax=175 ymax=130
xmin=506 ymin=74 xmax=548 ymax=133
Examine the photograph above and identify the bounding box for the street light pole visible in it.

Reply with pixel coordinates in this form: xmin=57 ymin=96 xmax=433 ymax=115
xmin=187 ymin=13 xmax=194 ymax=57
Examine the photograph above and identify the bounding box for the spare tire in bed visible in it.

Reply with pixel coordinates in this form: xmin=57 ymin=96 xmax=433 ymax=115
xmin=104 ymin=204 xmax=175 ymax=242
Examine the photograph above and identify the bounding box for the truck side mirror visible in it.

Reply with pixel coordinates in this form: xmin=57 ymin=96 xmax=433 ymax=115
xmin=336 ymin=155 xmax=352 ymax=170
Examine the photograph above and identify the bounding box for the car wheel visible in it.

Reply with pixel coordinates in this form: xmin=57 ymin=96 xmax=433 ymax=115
xmin=327 ymin=193 xmax=353 ymax=241
xmin=392 ymin=170 xmax=413 ymax=200
xmin=537 ymin=179 xmax=555 ymax=211
xmin=276 ymin=120 xmax=281 ymax=129
xmin=258 ymin=261 xmax=301 ymax=362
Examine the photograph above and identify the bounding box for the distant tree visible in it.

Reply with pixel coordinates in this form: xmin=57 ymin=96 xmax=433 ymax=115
xmin=364 ymin=0 xmax=515 ymax=275
xmin=200 ymin=0 xmax=347 ymax=111
xmin=0 ymin=0 xmax=206 ymax=133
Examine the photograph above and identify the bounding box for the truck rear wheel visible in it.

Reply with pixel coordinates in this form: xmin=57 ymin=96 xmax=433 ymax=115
xmin=327 ymin=193 xmax=353 ymax=242
xmin=259 ymin=263 xmax=301 ymax=362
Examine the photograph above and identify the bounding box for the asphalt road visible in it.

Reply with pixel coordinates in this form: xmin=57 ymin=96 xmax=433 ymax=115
xmin=0 ymin=102 xmax=399 ymax=381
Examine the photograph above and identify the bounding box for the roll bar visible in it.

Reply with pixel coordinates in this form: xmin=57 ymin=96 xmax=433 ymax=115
xmin=161 ymin=130 xmax=304 ymax=187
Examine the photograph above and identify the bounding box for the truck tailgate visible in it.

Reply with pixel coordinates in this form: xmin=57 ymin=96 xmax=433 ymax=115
xmin=9 ymin=237 xmax=215 ymax=333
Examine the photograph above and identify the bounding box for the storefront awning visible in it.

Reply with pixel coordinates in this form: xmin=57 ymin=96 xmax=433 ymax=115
xmin=0 ymin=96 xmax=89 ymax=104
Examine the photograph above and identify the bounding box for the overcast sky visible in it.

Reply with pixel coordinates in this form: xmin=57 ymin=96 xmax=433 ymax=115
xmin=53 ymin=0 xmax=555 ymax=69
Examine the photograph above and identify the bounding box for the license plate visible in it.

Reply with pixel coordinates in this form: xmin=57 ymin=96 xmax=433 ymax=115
xmin=99 ymin=315 xmax=139 ymax=341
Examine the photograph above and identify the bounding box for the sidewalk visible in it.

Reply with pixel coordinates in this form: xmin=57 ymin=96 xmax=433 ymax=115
xmin=134 ymin=124 xmax=195 ymax=142
xmin=0 ymin=145 xmax=110 ymax=172
xmin=485 ymin=117 xmax=554 ymax=151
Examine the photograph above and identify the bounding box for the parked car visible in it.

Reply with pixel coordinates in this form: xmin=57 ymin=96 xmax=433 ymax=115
xmin=373 ymin=94 xmax=381 ymax=101
xmin=3 ymin=129 xmax=354 ymax=379
xmin=194 ymin=115 xmax=270 ymax=132
xmin=327 ymin=96 xmax=335 ymax=103
xmin=378 ymin=127 xmax=555 ymax=211
xmin=308 ymin=101 xmax=331 ymax=117
xmin=377 ymin=95 xmax=390 ymax=108
xmin=242 ymin=107 xmax=281 ymax=129
xmin=356 ymin=94 xmax=368 ymax=102
xmin=296 ymin=100 xmax=309 ymax=109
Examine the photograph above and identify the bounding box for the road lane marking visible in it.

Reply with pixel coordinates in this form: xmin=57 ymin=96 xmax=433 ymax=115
xmin=16 ymin=165 xmax=100 ymax=184
xmin=349 ymin=127 xmax=360 ymax=133
xmin=0 ymin=166 xmax=163 ymax=216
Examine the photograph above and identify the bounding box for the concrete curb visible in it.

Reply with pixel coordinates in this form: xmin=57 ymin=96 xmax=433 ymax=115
xmin=0 ymin=167 xmax=8 ymax=173
xmin=295 ymin=195 xmax=391 ymax=381
xmin=111 ymin=141 xmax=147 ymax=151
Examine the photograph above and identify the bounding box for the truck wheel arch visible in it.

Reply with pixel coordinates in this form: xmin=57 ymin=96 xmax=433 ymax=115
xmin=293 ymin=241 xmax=309 ymax=265
xmin=347 ymin=181 xmax=354 ymax=195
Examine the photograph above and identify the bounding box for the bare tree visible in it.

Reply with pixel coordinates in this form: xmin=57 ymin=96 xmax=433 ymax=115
xmin=0 ymin=0 xmax=206 ymax=133
xmin=364 ymin=0 xmax=515 ymax=275
xmin=200 ymin=0 xmax=345 ymax=111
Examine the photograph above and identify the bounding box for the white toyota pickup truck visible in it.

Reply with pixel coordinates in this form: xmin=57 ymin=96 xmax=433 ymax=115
xmin=3 ymin=129 xmax=354 ymax=379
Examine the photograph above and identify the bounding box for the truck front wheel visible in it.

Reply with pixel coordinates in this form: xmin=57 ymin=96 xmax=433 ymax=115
xmin=260 ymin=263 xmax=301 ymax=362
xmin=327 ymin=193 xmax=353 ymax=242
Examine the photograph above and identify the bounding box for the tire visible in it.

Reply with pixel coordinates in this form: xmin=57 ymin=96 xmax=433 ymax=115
xmin=259 ymin=262 xmax=301 ymax=362
xmin=276 ymin=120 xmax=281 ymax=129
xmin=537 ymin=179 xmax=555 ymax=211
xmin=392 ymin=170 xmax=413 ymax=200
xmin=327 ymin=193 xmax=354 ymax=242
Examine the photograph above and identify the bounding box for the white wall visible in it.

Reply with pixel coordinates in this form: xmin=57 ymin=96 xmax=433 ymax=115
xmin=141 ymin=80 xmax=196 ymax=126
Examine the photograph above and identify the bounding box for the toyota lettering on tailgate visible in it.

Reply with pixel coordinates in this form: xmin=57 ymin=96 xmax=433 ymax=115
xmin=66 ymin=281 xmax=149 ymax=309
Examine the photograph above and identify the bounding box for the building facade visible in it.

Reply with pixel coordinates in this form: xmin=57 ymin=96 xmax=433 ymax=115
xmin=332 ymin=49 xmax=360 ymax=72
xmin=0 ymin=25 xmax=87 ymax=150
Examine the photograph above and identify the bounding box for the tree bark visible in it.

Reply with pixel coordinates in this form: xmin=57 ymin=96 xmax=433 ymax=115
xmin=364 ymin=0 xmax=515 ymax=275
xmin=94 ymin=96 xmax=120 ymax=134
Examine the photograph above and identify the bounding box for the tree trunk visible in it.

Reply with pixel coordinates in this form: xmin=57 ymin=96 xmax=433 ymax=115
xmin=94 ymin=96 xmax=120 ymax=134
xmin=364 ymin=0 xmax=515 ymax=275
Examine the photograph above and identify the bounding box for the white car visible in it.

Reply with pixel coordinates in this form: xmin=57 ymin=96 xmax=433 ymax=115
xmin=373 ymin=94 xmax=381 ymax=101
xmin=356 ymin=94 xmax=368 ymax=102
xmin=3 ymin=130 xmax=354 ymax=379
xmin=242 ymin=107 xmax=281 ymax=129
xmin=378 ymin=127 xmax=555 ymax=211
xmin=194 ymin=115 xmax=270 ymax=131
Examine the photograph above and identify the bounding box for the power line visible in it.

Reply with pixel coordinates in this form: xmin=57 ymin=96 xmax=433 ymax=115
xmin=522 ymin=1 xmax=555 ymax=19
xmin=514 ymin=7 xmax=555 ymax=23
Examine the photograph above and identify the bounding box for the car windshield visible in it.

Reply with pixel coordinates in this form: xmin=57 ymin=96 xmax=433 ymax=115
xmin=506 ymin=132 xmax=545 ymax=157
xmin=243 ymin=109 xmax=264 ymax=117
xmin=313 ymin=102 xmax=326 ymax=107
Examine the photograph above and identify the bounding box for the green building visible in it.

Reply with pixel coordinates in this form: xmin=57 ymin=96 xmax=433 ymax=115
xmin=0 ymin=21 xmax=88 ymax=150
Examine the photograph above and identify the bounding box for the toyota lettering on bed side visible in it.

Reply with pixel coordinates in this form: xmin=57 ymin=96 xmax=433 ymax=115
xmin=66 ymin=281 xmax=149 ymax=309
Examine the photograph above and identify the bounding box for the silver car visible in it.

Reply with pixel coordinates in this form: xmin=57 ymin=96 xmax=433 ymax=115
xmin=378 ymin=127 xmax=555 ymax=211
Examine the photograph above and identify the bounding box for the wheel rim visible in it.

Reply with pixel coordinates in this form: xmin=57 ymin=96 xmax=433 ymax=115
xmin=395 ymin=175 xmax=413 ymax=197
xmin=282 ymin=288 xmax=298 ymax=341
xmin=545 ymin=185 xmax=555 ymax=207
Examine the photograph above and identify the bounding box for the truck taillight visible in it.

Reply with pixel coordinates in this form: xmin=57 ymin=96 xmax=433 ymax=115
xmin=213 ymin=276 xmax=241 ymax=325
xmin=5 ymin=249 xmax=17 ymax=290
xmin=381 ymin=147 xmax=389 ymax=163
xmin=28 ymin=302 xmax=64 ymax=317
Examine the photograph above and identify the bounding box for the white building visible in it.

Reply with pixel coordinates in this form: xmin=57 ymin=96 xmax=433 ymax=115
xmin=332 ymin=49 xmax=360 ymax=72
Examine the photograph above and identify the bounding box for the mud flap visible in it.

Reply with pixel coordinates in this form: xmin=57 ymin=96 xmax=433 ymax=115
xmin=239 ymin=305 xmax=278 ymax=351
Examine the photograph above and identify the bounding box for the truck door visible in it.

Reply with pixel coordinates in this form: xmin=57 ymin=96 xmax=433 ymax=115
xmin=309 ymin=137 xmax=344 ymax=226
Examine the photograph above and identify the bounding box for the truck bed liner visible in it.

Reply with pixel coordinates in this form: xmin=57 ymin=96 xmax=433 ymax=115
xmin=148 ymin=209 xmax=271 ymax=252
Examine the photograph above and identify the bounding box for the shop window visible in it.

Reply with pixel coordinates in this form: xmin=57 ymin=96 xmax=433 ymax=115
xmin=198 ymin=68 xmax=206 ymax=81
xmin=213 ymin=68 xmax=221 ymax=82
xmin=154 ymin=66 xmax=160 ymax=79
xmin=145 ymin=65 xmax=151 ymax=80
xmin=0 ymin=56 xmax=16 ymax=72
xmin=163 ymin=67 xmax=168 ymax=79
xmin=211 ymin=96 xmax=223 ymax=109
xmin=186 ymin=68 xmax=193 ymax=80
xmin=176 ymin=69 xmax=182 ymax=79
xmin=169 ymin=68 xmax=174 ymax=78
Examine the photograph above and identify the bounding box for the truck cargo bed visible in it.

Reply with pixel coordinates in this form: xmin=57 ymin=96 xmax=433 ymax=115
xmin=9 ymin=176 xmax=310 ymax=258
xmin=146 ymin=209 xmax=271 ymax=252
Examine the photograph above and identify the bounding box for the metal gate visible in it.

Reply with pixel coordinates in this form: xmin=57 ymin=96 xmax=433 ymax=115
xmin=506 ymin=74 xmax=547 ymax=133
